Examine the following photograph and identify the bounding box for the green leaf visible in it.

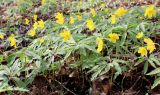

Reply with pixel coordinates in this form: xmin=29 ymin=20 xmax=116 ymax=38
xmin=83 ymin=44 xmax=96 ymax=52
xmin=134 ymin=58 xmax=145 ymax=66
xmin=0 ymin=55 xmax=4 ymax=62
xmin=7 ymin=54 xmax=16 ymax=65
xmin=79 ymin=47 xmax=87 ymax=56
xmin=27 ymin=51 xmax=41 ymax=59
xmin=147 ymin=67 xmax=160 ymax=75
xmin=88 ymin=65 xmax=99 ymax=73
xmin=120 ymin=32 xmax=127 ymax=46
xmin=143 ymin=62 xmax=148 ymax=74
xmin=148 ymin=59 xmax=156 ymax=68
xmin=150 ymin=55 xmax=160 ymax=66
xmin=13 ymin=77 xmax=27 ymax=88
xmin=64 ymin=49 xmax=72 ymax=60
xmin=91 ymin=68 xmax=101 ymax=81
xmin=99 ymin=64 xmax=110 ymax=76
xmin=140 ymin=22 xmax=146 ymax=32
xmin=113 ymin=61 xmax=122 ymax=74
xmin=151 ymin=77 xmax=160 ymax=89
xmin=114 ymin=72 xmax=121 ymax=80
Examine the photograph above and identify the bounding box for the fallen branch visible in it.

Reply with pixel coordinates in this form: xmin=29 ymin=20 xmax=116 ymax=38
xmin=54 ymin=79 xmax=76 ymax=95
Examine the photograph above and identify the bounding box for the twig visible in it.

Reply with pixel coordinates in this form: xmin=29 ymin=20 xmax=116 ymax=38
xmin=129 ymin=76 xmax=141 ymax=90
xmin=54 ymin=79 xmax=76 ymax=95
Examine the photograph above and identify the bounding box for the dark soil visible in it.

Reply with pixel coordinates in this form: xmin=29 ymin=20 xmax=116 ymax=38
xmin=1 ymin=66 xmax=158 ymax=95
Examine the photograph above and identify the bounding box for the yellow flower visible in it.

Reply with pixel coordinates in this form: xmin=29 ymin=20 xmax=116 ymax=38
xmin=77 ymin=14 xmax=82 ymax=21
xmin=41 ymin=0 xmax=45 ymax=5
xmin=108 ymin=33 xmax=119 ymax=43
xmin=37 ymin=20 xmax=45 ymax=29
xmin=144 ymin=5 xmax=156 ymax=18
xmin=100 ymin=3 xmax=105 ymax=9
xmin=70 ymin=16 xmax=75 ymax=24
xmin=136 ymin=32 xmax=143 ymax=39
xmin=90 ymin=8 xmax=96 ymax=17
xmin=147 ymin=44 xmax=156 ymax=53
xmin=115 ymin=7 xmax=127 ymax=17
xmin=144 ymin=38 xmax=156 ymax=53
xmin=144 ymin=38 xmax=154 ymax=45
xmin=28 ymin=29 xmax=36 ymax=37
xmin=8 ymin=34 xmax=16 ymax=48
xmin=96 ymin=37 xmax=104 ymax=53
xmin=55 ymin=12 xmax=65 ymax=24
xmin=34 ymin=15 xmax=38 ymax=22
xmin=104 ymin=8 xmax=109 ymax=13
xmin=60 ymin=30 xmax=71 ymax=42
xmin=0 ymin=34 xmax=4 ymax=39
xmin=138 ymin=47 xmax=147 ymax=56
xmin=33 ymin=22 xmax=38 ymax=30
xmin=25 ymin=18 xmax=29 ymax=25
xmin=111 ymin=15 xmax=116 ymax=24
xmin=39 ymin=37 xmax=45 ymax=43
xmin=86 ymin=19 xmax=95 ymax=31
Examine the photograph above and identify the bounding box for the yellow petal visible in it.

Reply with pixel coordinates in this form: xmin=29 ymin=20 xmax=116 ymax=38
xmin=8 ymin=34 xmax=16 ymax=48
xmin=34 ymin=15 xmax=38 ymax=22
xmin=86 ymin=19 xmax=95 ymax=31
xmin=90 ymin=8 xmax=96 ymax=17
xmin=108 ymin=33 xmax=119 ymax=43
xmin=115 ymin=7 xmax=127 ymax=17
xmin=25 ymin=18 xmax=29 ymax=25
xmin=138 ymin=47 xmax=147 ymax=56
xmin=0 ymin=34 xmax=4 ymax=39
xmin=111 ymin=15 xmax=116 ymax=24
xmin=55 ymin=12 xmax=65 ymax=24
xmin=96 ymin=37 xmax=103 ymax=53
xmin=60 ymin=30 xmax=71 ymax=42
xmin=144 ymin=5 xmax=156 ymax=18
xmin=28 ymin=29 xmax=36 ymax=37
xmin=70 ymin=16 xmax=75 ymax=24
xmin=136 ymin=32 xmax=143 ymax=39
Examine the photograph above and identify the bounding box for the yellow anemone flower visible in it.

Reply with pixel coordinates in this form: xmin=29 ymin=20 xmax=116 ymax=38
xmin=0 ymin=34 xmax=4 ymax=39
xmin=136 ymin=32 xmax=143 ymax=39
xmin=104 ymin=8 xmax=109 ymax=13
xmin=86 ymin=19 xmax=95 ymax=31
xmin=41 ymin=0 xmax=46 ymax=5
xmin=33 ymin=22 xmax=38 ymax=30
xmin=144 ymin=38 xmax=156 ymax=53
xmin=70 ymin=16 xmax=75 ymax=24
xmin=115 ymin=7 xmax=127 ymax=17
xmin=77 ymin=14 xmax=82 ymax=21
xmin=8 ymin=34 xmax=16 ymax=48
xmin=39 ymin=37 xmax=45 ymax=43
xmin=90 ymin=8 xmax=96 ymax=17
xmin=144 ymin=38 xmax=154 ymax=45
xmin=100 ymin=3 xmax=105 ymax=9
xmin=60 ymin=30 xmax=71 ymax=42
xmin=55 ymin=12 xmax=65 ymax=24
xmin=108 ymin=33 xmax=119 ymax=43
xmin=144 ymin=5 xmax=156 ymax=18
xmin=111 ymin=15 xmax=116 ymax=24
xmin=147 ymin=44 xmax=156 ymax=53
xmin=25 ymin=18 xmax=29 ymax=25
xmin=138 ymin=47 xmax=147 ymax=56
xmin=28 ymin=29 xmax=36 ymax=37
xmin=34 ymin=15 xmax=38 ymax=22
xmin=37 ymin=20 xmax=45 ymax=29
xmin=96 ymin=37 xmax=104 ymax=53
